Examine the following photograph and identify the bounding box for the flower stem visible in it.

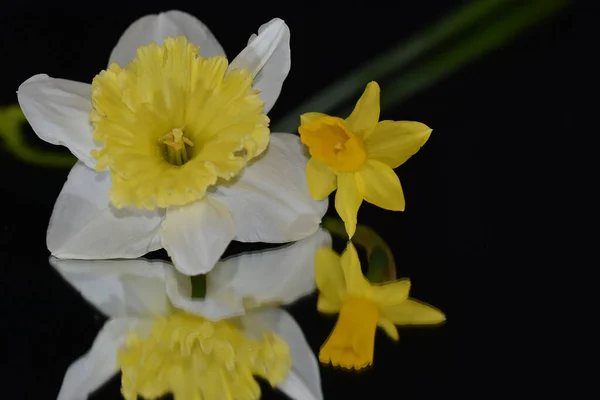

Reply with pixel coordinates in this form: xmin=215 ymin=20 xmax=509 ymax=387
xmin=190 ymin=274 xmax=207 ymax=298
xmin=322 ymin=216 xmax=396 ymax=283
xmin=0 ymin=105 xmax=77 ymax=168
xmin=273 ymin=0 xmax=568 ymax=132
xmin=272 ymin=0 xmax=510 ymax=132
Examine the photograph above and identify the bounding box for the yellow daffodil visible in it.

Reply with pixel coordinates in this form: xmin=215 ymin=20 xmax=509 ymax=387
xmin=315 ymin=241 xmax=445 ymax=370
xmin=52 ymin=229 xmax=329 ymax=400
xmin=298 ymin=81 xmax=432 ymax=237
xmin=17 ymin=11 xmax=327 ymax=275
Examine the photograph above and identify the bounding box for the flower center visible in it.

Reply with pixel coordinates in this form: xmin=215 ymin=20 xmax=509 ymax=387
xmin=159 ymin=127 xmax=195 ymax=166
xmin=118 ymin=312 xmax=291 ymax=400
xmin=298 ymin=116 xmax=367 ymax=172
xmin=90 ymin=36 xmax=269 ymax=210
xmin=319 ymin=297 xmax=379 ymax=370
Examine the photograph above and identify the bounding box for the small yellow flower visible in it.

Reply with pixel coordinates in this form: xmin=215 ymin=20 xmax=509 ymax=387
xmin=298 ymin=81 xmax=432 ymax=237
xmin=118 ymin=312 xmax=290 ymax=400
xmin=315 ymin=241 xmax=445 ymax=370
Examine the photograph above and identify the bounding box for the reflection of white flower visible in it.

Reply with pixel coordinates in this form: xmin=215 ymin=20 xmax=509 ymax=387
xmin=18 ymin=10 xmax=328 ymax=275
xmin=52 ymin=229 xmax=329 ymax=400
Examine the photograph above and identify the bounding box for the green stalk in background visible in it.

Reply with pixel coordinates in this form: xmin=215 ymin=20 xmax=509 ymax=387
xmin=378 ymin=0 xmax=568 ymax=111
xmin=323 ymin=216 xmax=397 ymax=283
xmin=274 ymin=0 xmax=568 ymax=132
xmin=0 ymin=105 xmax=76 ymax=168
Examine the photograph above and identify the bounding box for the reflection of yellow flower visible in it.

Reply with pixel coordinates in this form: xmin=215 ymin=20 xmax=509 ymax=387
xmin=118 ymin=312 xmax=290 ymax=400
xmin=315 ymin=241 xmax=445 ymax=370
xmin=298 ymin=81 xmax=432 ymax=237
xmin=92 ymin=36 xmax=268 ymax=210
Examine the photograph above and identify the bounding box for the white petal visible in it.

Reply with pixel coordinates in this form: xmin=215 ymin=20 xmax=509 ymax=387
xmin=209 ymin=228 xmax=331 ymax=307
xmin=163 ymin=264 xmax=246 ymax=321
xmin=57 ymin=317 xmax=150 ymax=400
xmin=108 ymin=10 xmax=225 ymax=67
xmin=228 ymin=18 xmax=290 ymax=113
xmin=17 ymin=74 xmax=98 ymax=169
xmin=161 ymin=197 xmax=235 ymax=275
xmin=211 ymin=133 xmax=328 ymax=243
xmin=50 ymin=257 xmax=171 ymax=318
xmin=47 ymin=162 xmax=164 ymax=259
xmin=244 ymin=309 xmax=323 ymax=400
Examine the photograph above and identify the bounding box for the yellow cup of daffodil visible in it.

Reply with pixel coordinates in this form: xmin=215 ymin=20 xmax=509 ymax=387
xmin=315 ymin=241 xmax=445 ymax=370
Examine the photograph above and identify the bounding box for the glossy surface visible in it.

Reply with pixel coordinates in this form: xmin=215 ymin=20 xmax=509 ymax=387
xmin=0 ymin=2 xmax=578 ymax=399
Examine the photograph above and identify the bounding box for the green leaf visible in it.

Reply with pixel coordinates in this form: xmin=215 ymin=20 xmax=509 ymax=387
xmin=190 ymin=274 xmax=207 ymax=299
xmin=273 ymin=0 xmax=567 ymax=131
xmin=322 ymin=216 xmax=396 ymax=282
xmin=0 ymin=104 xmax=77 ymax=168
xmin=377 ymin=0 xmax=568 ymax=111
xmin=365 ymin=246 xmax=391 ymax=283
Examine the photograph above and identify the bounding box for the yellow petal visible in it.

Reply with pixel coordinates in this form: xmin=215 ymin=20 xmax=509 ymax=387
xmin=315 ymin=247 xmax=346 ymax=307
xmin=344 ymin=82 xmax=380 ymax=138
xmin=367 ymin=278 xmax=411 ymax=308
xmin=335 ymin=173 xmax=364 ymax=238
xmin=317 ymin=295 xmax=341 ymax=314
xmin=377 ymin=317 xmax=399 ymax=341
xmin=306 ymin=158 xmax=337 ymax=200
xmin=381 ymin=298 xmax=446 ymax=326
xmin=300 ymin=112 xmax=328 ymax=126
xmin=340 ymin=241 xmax=370 ymax=296
xmin=365 ymin=120 xmax=432 ymax=169
xmin=360 ymin=159 xmax=405 ymax=211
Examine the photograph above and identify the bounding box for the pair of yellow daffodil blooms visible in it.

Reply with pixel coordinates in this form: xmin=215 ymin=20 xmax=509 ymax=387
xmin=299 ymin=82 xmax=446 ymax=370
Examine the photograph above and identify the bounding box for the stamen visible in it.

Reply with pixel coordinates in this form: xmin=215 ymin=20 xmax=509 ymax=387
xmin=159 ymin=127 xmax=194 ymax=166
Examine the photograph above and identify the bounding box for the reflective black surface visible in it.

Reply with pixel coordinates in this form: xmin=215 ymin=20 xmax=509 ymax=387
xmin=0 ymin=2 xmax=580 ymax=398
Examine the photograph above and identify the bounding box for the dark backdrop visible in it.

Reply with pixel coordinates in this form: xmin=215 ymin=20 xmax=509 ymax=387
xmin=0 ymin=2 xmax=579 ymax=398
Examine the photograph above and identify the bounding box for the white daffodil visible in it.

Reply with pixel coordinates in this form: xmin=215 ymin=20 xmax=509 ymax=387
xmin=18 ymin=10 xmax=328 ymax=275
xmin=51 ymin=229 xmax=330 ymax=400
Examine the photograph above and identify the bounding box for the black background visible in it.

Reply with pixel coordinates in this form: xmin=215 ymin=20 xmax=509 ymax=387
xmin=0 ymin=1 xmax=580 ymax=398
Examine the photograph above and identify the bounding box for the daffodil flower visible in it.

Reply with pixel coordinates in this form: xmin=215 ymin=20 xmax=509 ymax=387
xmin=298 ymin=81 xmax=432 ymax=237
xmin=52 ymin=229 xmax=330 ymax=400
xmin=315 ymin=241 xmax=445 ymax=370
xmin=17 ymin=11 xmax=327 ymax=275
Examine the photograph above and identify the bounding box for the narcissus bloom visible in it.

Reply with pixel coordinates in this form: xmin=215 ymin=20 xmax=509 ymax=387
xmin=298 ymin=81 xmax=431 ymax=237
xmin=52 ymin=229 xmax=329 ymax=400
xmin=315 ymin=241 xmax=445 ymax=370
xmin=17 ymin=11 xmax=327 ymax=275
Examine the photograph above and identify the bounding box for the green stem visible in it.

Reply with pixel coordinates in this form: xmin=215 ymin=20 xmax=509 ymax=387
xmin=322 ymin=216 xmax=396 ymax=283
xmin=0 ymin=105 xmax=77 ymax=168
xmin=378 ymin=0 xmax=568 ymax=110
xmin=190 ymin=274 xmax=207 ymax=299
xmin=273 ymin=0 xmax=510 ymax=132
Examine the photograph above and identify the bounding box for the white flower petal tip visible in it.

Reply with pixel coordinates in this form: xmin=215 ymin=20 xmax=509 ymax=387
xmin=229 ymin=18 xmax=291 ymax=113
xmin=246 ymin=309 xmax=323 ymax=400
xmin=56 ymin=317 xmax=150 ymax=400
xmin=163 ymin=228 xmax=331 ymax=321
xmin=16 ymin=74 xmax=98 ymax=169
xmin=47 ymin=162 xmax=164 ymax=260
xmin=162 ymin=264 xmax=246 ymax=321
xmin=209 ymin=228 xmax=332 ymax=308
xmin=108 ymin=10 xmax=225 ymax=68
xmin=160 ymin=197 xmax=236 ymax=276
xmin=212 ymin=133 xmax=328 ymax=244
